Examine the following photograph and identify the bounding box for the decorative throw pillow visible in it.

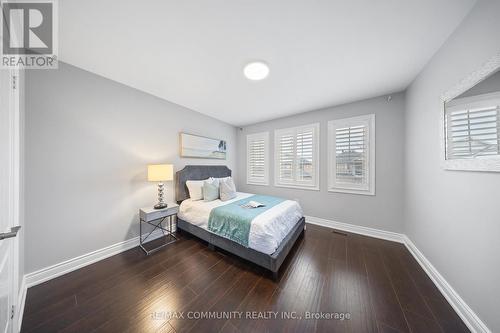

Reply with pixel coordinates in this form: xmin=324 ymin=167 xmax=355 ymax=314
xmin=203 ymin=178 xmax=220 ymax=201
xmin=219 ymin=177 xmax=237 ymax=201
xmin=186 ymin=179 xmax=207 ymax=201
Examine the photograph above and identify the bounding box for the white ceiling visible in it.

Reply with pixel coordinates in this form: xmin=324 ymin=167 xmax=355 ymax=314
xmin=59 ymin=0 xmax=476 ymax=126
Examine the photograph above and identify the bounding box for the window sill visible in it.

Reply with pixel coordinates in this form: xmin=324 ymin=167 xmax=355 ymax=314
xmin=274 ymin=183 xmax=320 ymax=191
xmin=443 ymin=159 xmax=500 ymax=173
xmin=246 ymin=181 xmax=269 ymax=186
xmin=328 ymin=188 xmax=375 ymax=196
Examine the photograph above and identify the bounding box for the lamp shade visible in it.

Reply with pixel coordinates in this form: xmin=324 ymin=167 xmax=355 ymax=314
xmin=147 ymin=164 xmax=173 ymax=182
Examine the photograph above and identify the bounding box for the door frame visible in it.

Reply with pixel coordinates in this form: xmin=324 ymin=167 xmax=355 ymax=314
xmin=1 ymin=8 xmax=24 ymax=330
xmin=11 ymin=69 xmax=21 ymax=333
xmin=2 ymin=68 xmax=22 ymax=333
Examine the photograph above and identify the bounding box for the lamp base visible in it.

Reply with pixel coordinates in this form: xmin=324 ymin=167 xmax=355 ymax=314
xmin=154 ymin=203 xmax=168 ymax=210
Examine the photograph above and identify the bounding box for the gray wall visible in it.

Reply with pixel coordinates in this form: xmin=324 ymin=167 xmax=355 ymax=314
xmin=25 ymin=62 xmax=237 ymax=273
xmin=236 ymin=93 xmax=405 ymax=233
xmin=404 ymin=0 xmax=500 ymax=331
xmin=458 ymin=69 xmax=500 ymax=98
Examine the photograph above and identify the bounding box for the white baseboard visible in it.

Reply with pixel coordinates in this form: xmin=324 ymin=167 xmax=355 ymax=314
xmin=305 ymin=215 xmax=405 ymax=243
xmin=305 ymin=215 xmax=490 ymax=333
xmin=15 ymin=275 xmax=26 ymax=333
xmin=403 ymin=236 xmax=490 ymax=333
xmin=25 ymin=229 xmax=165 ymax=288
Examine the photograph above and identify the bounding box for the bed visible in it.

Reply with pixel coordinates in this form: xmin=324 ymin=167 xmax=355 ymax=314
xmin=175 ymin=165 xmax=306 ymax=280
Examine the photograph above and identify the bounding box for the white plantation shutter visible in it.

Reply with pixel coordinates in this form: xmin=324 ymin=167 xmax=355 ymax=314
xmin=278 ymin=131 xmax=294 ymax=182
xmin=296 ymin=127 xmax=314 ymax=184
xmin=275 ymin=123 xmax=319 ymax=189
xmin=328 ymin=115 xmax=375 ymax=195
xmin=247 ymin=132 xmax=269 ymax=185
xmin=335 ymin=125 xmax=367 ymax=184
xmin=445 ymin=96 xmax=500 ymax=160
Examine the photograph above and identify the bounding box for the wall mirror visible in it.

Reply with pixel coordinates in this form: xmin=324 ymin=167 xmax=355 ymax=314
xmin=442 ymin=55 xmax=500 ymax=172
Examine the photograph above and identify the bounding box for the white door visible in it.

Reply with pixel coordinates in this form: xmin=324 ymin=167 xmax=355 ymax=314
xmin=0 ymin=68 xmax=21 ymax=333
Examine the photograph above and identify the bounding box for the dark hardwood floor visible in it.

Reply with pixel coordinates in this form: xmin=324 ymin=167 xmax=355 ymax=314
xmin=21 ymin=224 xmax=469 ymax=333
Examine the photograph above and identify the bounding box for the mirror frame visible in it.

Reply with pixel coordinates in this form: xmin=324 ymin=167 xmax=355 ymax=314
xmin=440 ymin=53 xmax=500 ymax=172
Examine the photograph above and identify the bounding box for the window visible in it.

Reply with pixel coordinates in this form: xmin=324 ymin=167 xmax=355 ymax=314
xmin=328 ymin=114 xmax=375 ymax=195
xmin=247 ymin=132 xmax=269 ymax=185
xmin=445 ymin=93 xmax=500 ymax=166
xmin=274 ymin=123 xmax=319 ymax=190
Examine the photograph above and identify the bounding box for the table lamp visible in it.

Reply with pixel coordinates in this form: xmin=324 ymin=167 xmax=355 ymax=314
xmin=148 ymin=164 xmax=173 ymax=209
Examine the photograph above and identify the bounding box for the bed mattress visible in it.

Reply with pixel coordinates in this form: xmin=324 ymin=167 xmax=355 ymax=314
xmin=178 ymin=192 xmax=303 ymax=255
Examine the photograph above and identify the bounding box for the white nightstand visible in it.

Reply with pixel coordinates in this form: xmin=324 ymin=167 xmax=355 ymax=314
xmin=139 ymin=203 xmax=179 ymax=255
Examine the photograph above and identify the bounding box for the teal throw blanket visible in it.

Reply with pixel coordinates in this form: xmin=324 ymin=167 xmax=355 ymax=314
xmin=208 ymin=195 xmax=285 ymax=247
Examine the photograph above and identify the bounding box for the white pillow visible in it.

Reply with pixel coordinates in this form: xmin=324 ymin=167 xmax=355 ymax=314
xmin=219 ymin=177 xmax=237 ymax=201
xmin=203 ymin=178 xmax=220 ymax=201
xmin=186 ymin=179 xmax=207 ymax=201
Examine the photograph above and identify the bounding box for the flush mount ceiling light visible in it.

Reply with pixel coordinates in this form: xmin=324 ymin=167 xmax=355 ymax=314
xmin=243 ymin=61 xmax=270 ymax=81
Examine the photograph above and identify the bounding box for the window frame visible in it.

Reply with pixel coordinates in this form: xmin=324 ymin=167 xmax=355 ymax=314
xmin=274 ymin=123 xmax=320 ymax=191
xmin=246 ymin=131 xmax=270 ymax=186
xmin=442 ymin=91 xmax=500 ymax=172
xmin=328 ymin=114 xmax=375 ymax=196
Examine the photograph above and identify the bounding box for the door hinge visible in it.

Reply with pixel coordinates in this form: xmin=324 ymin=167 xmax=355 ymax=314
xmin=10 ymin=305 xmax=14 ymax=319
xmin=11 ymin=75 xmax=17 ymax=90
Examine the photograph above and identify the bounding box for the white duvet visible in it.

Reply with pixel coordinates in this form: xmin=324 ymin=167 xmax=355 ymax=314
xmin=178 ymin=192 xmax=303 ymax=255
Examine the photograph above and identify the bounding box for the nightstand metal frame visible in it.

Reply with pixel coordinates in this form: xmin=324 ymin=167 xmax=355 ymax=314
xmin=139 ymin=214 xmax=177 ymax=255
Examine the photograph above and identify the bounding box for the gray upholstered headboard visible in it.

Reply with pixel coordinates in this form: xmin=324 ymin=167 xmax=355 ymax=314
xmin=175 ymin=165 xmax=232 ymax=203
